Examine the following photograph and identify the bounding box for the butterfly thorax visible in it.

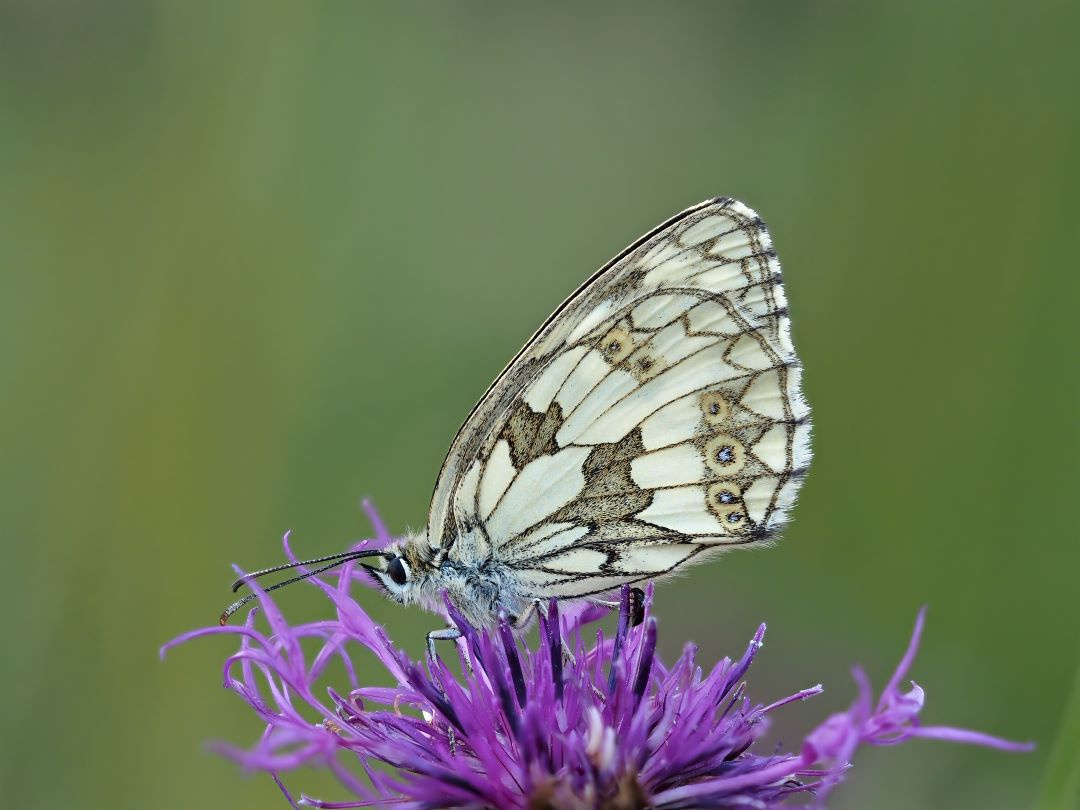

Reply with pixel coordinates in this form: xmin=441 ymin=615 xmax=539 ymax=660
xmin=374 ymin=531 xmax=533 ymax=628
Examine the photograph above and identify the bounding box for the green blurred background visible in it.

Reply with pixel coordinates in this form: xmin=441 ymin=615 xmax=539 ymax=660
xmin=2 ymin=2 xmax=1077 ymax=808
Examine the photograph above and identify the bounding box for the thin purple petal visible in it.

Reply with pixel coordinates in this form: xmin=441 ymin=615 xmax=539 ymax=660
xmin=165 ymin=504 xmax=1031 ymax=809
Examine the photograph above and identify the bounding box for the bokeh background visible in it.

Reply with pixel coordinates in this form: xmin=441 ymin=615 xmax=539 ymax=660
xmin=2 ymin=2 xmax=1077 ymax=808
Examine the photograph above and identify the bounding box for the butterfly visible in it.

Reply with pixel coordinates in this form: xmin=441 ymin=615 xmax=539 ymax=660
xmin=223 ymin=198 xmax=811 ymax=651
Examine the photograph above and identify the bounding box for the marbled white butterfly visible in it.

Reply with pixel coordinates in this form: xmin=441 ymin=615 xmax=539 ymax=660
xmin=224 ymin=199 xmax=811 ymax=651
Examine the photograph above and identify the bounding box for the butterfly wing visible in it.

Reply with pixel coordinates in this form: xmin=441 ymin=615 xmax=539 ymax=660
xmin=427 ymin=198 xmax=811 ymax=599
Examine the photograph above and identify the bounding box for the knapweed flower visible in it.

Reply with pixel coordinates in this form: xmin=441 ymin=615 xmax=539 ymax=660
xmin=162 ymin=512 xmax=1031 ymax=808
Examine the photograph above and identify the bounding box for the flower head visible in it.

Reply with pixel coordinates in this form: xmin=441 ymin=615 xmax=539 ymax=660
xmin=162 ymin=507 xmax=1031 ymax=808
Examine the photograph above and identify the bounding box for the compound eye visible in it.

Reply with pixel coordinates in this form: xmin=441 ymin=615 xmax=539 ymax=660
xmin=386 ymin=556 xmax=409 ymax=587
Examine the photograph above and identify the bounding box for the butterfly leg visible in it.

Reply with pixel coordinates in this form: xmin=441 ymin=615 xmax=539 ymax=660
xmin=426 ymin=625 xmax=474 ymax=676
xmin=426 ymin=626 xmax=461 ymax=665
xmin=519 ymin=598 xmax=580 ymax=670
xmin=508 ymin=599 xmax=539 ymax=630
xmin=587 ymin=588 xmax=647 ymax=627
xmin=425 ymin=626 xmax=467 ymax=755
xmin=628 ymin=587 xmax=646 ymax=627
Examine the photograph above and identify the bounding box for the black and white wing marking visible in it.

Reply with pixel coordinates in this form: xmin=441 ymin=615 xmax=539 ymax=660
xmin=427 ymin=198 xmax=811 ymax=598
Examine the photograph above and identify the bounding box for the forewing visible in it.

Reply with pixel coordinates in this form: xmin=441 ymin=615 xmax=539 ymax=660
xmin=428 ymin=198 xmax=811 ymax=598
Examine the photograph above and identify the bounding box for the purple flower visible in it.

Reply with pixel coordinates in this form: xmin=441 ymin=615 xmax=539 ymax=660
xmin=162 ymin=508 xmax=1032 ymax=809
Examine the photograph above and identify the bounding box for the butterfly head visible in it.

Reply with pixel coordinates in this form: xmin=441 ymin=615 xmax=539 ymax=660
xmin=360 ymin=533 xmax=437 ymax=607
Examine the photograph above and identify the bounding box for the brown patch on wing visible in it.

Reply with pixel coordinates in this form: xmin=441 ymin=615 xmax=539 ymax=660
xmin=550 ymin=428 xmax=652 ymax=525
xmin=586 ymin=520 xmax=669 ymax=542
xmin=500 ymin=400 xmax=564 ymax=469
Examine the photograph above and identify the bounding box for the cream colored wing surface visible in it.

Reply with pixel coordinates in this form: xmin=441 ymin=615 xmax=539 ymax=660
xmin=427 ymin=199 xmax=811 ymax=597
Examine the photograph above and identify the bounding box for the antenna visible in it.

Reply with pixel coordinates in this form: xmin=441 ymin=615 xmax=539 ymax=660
xmin=220 ymin=548 xmax=388 ymax=625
